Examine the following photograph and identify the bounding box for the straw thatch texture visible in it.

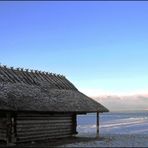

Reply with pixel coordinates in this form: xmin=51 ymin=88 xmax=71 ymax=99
xmin=0 ymin=82 xmax=108 ymax=112
xmin=0 ymin=65 xmax=77 ymax=90
xmin=0 ymin=65 xmax=109 ymax=113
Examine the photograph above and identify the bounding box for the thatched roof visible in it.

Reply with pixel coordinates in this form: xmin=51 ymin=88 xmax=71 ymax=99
xmin=0 ymin=65 xmax=109 ymax=113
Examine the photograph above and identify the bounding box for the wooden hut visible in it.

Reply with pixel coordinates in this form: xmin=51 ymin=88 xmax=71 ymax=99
xmin=0 ymin=65 xmax=109 ymax=144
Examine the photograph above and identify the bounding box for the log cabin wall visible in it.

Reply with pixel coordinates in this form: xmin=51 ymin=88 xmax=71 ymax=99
xmin=15 ymin=113 xmax=74 ymax=142
xmin=0 ymin=114 xmax=6 ymax=142
xmin=0 ymin=112 xmax=16 ymax=144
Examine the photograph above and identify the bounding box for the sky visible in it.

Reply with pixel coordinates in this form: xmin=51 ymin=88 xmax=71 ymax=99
xmin=0 ymin=2 xmax=148 ymax=99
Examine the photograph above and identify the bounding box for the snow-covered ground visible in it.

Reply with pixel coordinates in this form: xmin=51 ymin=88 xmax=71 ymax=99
xmin=61 ymin=111 xmax=148 ymax=147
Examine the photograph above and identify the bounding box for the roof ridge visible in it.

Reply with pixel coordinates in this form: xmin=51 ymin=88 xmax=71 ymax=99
xmin=0 ymin=64 xmax=78 ymax=90
xmin=0 ymin=64 xmax=65 ymax=78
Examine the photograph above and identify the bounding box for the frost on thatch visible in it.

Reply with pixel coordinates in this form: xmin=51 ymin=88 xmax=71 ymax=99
xmin=0 ymin=66 xmax=109 ymax=113
xmin=0 ymin=82 xmax=108 ymax=112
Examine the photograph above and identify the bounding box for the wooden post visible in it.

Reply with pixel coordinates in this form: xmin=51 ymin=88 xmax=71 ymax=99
xmin=6 ymin=112 xmax=11 ymax=144
xmin=72 ymin=114 xmax=78 ymax=135
xmin=11 ymin=116 xmax=16 ymax=143
xmin=96 ymin=111 xmax=99 ymax=138
xmin=6 ymin=112 xmax=16 ymax=146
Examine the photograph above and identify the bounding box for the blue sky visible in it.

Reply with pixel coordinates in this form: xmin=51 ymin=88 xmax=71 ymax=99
xmin=0 ymin=2 xmax=148 ymax=96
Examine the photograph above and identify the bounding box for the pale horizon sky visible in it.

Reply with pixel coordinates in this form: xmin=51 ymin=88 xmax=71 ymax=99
xmin=0 ymin=2 xmax=148 ymax=97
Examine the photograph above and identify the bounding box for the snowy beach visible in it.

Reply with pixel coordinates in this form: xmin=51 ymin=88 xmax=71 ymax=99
xmin=61 ymin=111 xmax=148 ymax=147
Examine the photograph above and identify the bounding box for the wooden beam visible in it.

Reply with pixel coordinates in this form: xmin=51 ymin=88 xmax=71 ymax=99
xmin=96 ymin=112 xmax=99 ymax=138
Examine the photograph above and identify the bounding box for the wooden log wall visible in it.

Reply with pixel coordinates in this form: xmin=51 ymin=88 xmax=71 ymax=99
xmin=16 ymin=113 xmax=73 ymax=142
xmin=0 ymin=117 xmax=6 ymax=141
xmin=0 ymin=113 xmax=16 ymax=144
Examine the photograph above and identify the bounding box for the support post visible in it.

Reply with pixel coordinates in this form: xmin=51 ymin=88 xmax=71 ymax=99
xmin=96 ymin=111 xmax=99 ymax=138
xmin=6 ymin=112 xmax=11 ymax=145
xmin=11 ymin=116 xmax=16 ymax=143
xmin=6 ymin=112 xmax=16 ymax=146
xmin=72 ymin=113 xmax=78 ymax=135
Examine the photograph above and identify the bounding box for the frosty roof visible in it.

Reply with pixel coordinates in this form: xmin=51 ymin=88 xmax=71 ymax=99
xmin=0 ymin=65 xmax=76 ymax=90
xmin=0 ymin=65 xmax=109 ymax=113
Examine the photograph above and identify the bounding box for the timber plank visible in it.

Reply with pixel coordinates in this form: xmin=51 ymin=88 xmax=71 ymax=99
xmin=17 ymin=119 xmax=72 ymax=124
xmin=17 ymin=125 xmax=72 ymax=132
xmin=17 ymin=130 xmax=72 ymax=138
xmin=17 ymin=116 xmax=72 ymax=120
xmin=17 ymin=133 xmax=71 ymax=142
xmin=17 ymin=123 xmax=72 ymax=129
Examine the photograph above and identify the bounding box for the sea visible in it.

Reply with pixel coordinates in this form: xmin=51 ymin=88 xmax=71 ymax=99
xmin=77 ymin=111 xmax=148 ymax=135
